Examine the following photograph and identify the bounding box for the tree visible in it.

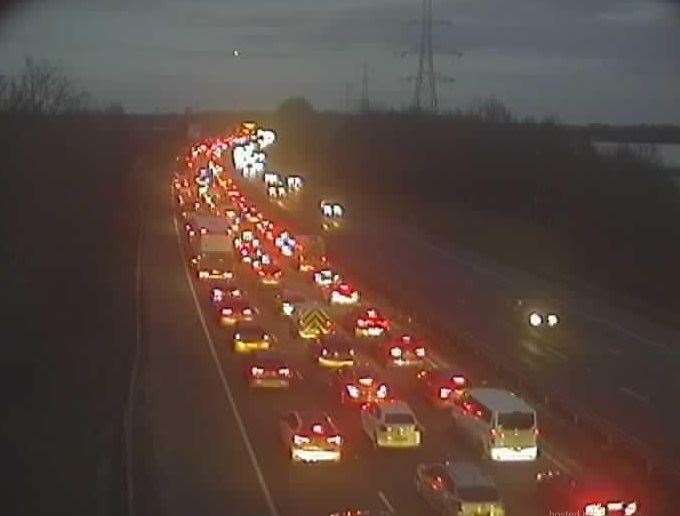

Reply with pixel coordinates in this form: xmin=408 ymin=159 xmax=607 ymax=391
xmin=276 ymin=97 xmax=315 ymax=123
xmin=467 ymin=95 xmax=514 ymax=124
xmin=0 ymin=57 xmax=90 ymax=115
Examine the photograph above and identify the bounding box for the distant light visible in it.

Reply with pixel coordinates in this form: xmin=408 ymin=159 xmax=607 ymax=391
xmin=233 ymin=49 xmax=240 ymax=57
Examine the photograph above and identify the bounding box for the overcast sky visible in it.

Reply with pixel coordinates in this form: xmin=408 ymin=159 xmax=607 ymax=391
xmin=0 ymin=0 xmax=678 ymax=122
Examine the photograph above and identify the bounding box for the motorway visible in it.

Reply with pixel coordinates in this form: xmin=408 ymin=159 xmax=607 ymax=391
xmin=264 ymin=157 xmax=680 ymax=469
xmin=129 ymin=130 xmax=677 ymax=516
xmin=130 ymin=146 xmax=565 ymax=515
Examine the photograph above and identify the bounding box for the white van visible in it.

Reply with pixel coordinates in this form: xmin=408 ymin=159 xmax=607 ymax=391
xmin=451 ymin=388 xmax=538 ymax=462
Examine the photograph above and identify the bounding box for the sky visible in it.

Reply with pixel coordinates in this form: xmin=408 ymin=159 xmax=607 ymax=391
xmin=0 ymin=0 xmax=678 ymax=123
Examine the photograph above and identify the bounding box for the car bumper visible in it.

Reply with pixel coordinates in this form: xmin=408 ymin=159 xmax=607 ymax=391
xmin=291 ymin=447 xmax=341 ymax=463
xmin=490 ymin=446 xmax=538 ymax=462
xmin=318 ymin=357 xmax=354 ymax=368
xmin=260 ymin=277 xmax=280 ymax=285
xmin=249 ymin=377 xmax=290 ymax=388
xmin=234 ymin=340 xmax=270 ymax=353
xmin=356 ymin=328 xmax=386 ymax=337
xmin=376 ymin=432 xmax=421 ymax=448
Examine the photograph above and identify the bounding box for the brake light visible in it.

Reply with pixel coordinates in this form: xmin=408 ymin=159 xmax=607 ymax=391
xmin=222 ymin=308 xmax=233 ymax=315
xmin=358 ymin=377 xmax=373 ymax=387
xmin=312 ymin=424 xmax=324 ymax=435
xmin=326 ymin=435 xmax=342 ymax=446
xmin=251 ymin=366 xmax=264 ymax=376
xmin=415 ymin=347 xmax=426 ymax=357
xmin=346 ymin=385 xmax=360 ymax=398
xmin=452 ymin=375 xmax=466 ymax=387
xmin=401 ymin=334 xmax=412 ymax=343
xmin=377 ymin=384 xmax=388 ymax=399
xmin=624 ymin=502 xmax=638 ymax=515
xmin=242 ymin=308 xmax=252 ymax=316
xmin=584 ymin=504 xmax=606 ymax=516
xmin=440 ymin=387 xmax=452 ymax=399
xmin=278 ymin=367 xmax=290 ymax=377
xmin=390 ymin=347 xmax=402 ymax=358
xmin=200 ymin=227 xmax=207 ymax=235
xmin=293 ymin=434 xmax=310 ymax=445
xmin=188 ymin=230 xmax=196 ymax=237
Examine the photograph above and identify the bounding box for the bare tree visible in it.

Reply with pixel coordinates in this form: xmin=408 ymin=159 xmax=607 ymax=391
xmin=467 ymin=95 xmax=515 ymax=124
xmin=0 ymin=57 xmax=90 ymax=115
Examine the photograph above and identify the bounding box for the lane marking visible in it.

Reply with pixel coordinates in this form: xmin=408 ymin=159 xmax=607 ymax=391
xmin=377 ymin=491 xmax=395 ymax=514
xmin=124 ymin=175 xmax=145 ymax=516
xmin=620 ymin=386 xmax=650 ymax=405
xmin=174 ymin=217 xmax=279 ymax=516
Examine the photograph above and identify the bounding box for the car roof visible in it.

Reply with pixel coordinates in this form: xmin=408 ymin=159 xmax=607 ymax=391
xmin=380 ymin=400 xmax=412 ymax=415
xmin=468 ymin=388 xmax=534 ymax=412
xmin=234 ymin=321 xmax=264 ymax=331
xmin=324 ymin=335 xmax=354 ymax=349
xmin=294 ymin=409 xmax=331 ymax=424
xmin=445 ymin=461 xmax=495 ymax=488
xmin=251 ymin=351 xmax=285 ymax=363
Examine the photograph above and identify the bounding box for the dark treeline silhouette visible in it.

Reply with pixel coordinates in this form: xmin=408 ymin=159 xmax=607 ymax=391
xmin=269 ymin=99 xmax=680 ymax=318
xmin=2 ymin=112 xmax=183 ymax=514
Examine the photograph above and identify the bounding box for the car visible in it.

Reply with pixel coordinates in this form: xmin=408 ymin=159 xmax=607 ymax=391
xmin=275 ymin=290 xmax=306 ymax=317
xmin=257 ymin=263 xmax=282 ymax=285
xmin=218 ymin=298 xmax=257 ymax=326
xmin=331 ymin=367 xmax=389 ymax=405
xmin=246 ymin=352 xmax=292 ymax=389
xmin=327 ymin=509 xmax=389 ymax=516
xmin=194 ymin=255 xmax=234 ymax=280
xmin=379 ymin=334 xmax=426 ymax=366
xmin=416 ymin=369 xmax=469 ymax=406
xmin=279 ymin=410 xmax=343 ymax=463
xmin=361 ymin=400 xmax=422 ymax=449
xmin=535 ymin=468 xmax=641 ymax=516
xmin=232 ymin=322 xmax=272 ymax=353
xmin=512 ymin=298 xmax=560 ymax=329
xmin=315 ymin=335 xmax=355 ymax=368
xmin=237 ymin=243 xmax=263 ymax=264
xmin=210 ymin=285 xmax=244 ymax=305
xmin=354 ymin=308 xmax=390 ymax=337
xmin=451 ymin=388 xmax=539 ymax=462
xmin=328 ymin=282 xmax=360 ymax=305
xmin=292 ymin=302 xmax=335 ymax=340
xmin=415 ymin=460 xmax=505 ymax=515
xmin=314 ymin=268 xmax=341 ymax=287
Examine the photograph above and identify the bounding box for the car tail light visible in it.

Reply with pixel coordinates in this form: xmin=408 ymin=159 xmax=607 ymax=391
xmin=321 ymin=348 xmax=328 ymax=356
xmin=390 ymin=347 xmax=402 ymax=358
xmin=293 ymin=434 xmax=310 ymax=445
xmin=440 ymin=387 xmax=452 ymax=399
xmin=278 ymin=367 xmax=290 ymax=377
xmin=200 ymin=227 xmax=207 ymax=235
xmin=624 ymin=502 xmax=638 ymax=515
xmin=415 ymin=347 xmax=426 ymax=357
xmin=222 ymin=308 xmax=233 ymax=316
xmin=357 ymin=318 xmax=367 ymax=328
xmin=584 ymin=504 xmax=606 ymax=516
xmin=184 ymin=223 xmax=191 ymax=231
xmin=188 ymin=230 xmax=196 ymax=237
xmin=377 ymin=384 xmax=388 ymax=399
xmin=346 ymin=385 xmax=360 ymax=398
xmin=358 ymin=377 xmax=373 ymax=387
xmin=263 ymin=334 xmax=270 ymax=341
xmin=349 ymin=349 xmax=355 ymax=356
xmin=198 ymin=271 xmax=209 ymax=278
xmin=367 ymin=309 xmax=378 ymax=318
xmin=326 ymin=435 xmax=342 ymax=446
xmin=251 ymin=366 xmax=264 ymax=376
xmin=452 ymin=375 xmax=466 ymax=387
xmin=312 ymin=424 xmax=324 ymax=435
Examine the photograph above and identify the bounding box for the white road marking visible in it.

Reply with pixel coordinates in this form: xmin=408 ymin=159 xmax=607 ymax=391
xmin=378 ymin=491 xmax=395 ymax=514
xmin=174 ymin=217 xmax=280 ymax=516
xmin=124 ymin=199 xmax=144 ymax=516
xmin=542 ymin=345 xmax=567 ymax=362
xmin=620 ymin=386 xmax=650 ymax=405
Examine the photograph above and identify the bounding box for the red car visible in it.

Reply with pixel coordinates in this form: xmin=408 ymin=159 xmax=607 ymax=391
xmin=354 ymin=308 xmax=390 ymax=337
xmin=257 ymin=263 xmax=282 ymax=285
xmin=247 ymin=352 xmax=292 ymax=389
xmin=379 ymin=334 xmax=426 ymax=366
xmin=331 ymin=367 xmax=389 ymax=405
xmin=417 ymin=369 xmax=468 ymax=406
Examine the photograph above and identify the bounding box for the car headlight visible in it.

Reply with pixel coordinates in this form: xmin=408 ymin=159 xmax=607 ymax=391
xmin=547 ymin=313 xmax=559 ymax=327
xmin=528 ymin=312 xmax=543 ymax=327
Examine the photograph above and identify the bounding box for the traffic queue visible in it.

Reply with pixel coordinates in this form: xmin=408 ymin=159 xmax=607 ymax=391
xmin=170 ymin=122 xmax=641 ymax=516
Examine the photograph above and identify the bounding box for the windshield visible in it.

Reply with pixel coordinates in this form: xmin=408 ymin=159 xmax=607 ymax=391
xmin=457 ymin=486 xmax=500 ymax=503
xmin=497 ymin=412 xmax=535 ymax=430
xmin=384 ymin=413 xmax=415 ymax=425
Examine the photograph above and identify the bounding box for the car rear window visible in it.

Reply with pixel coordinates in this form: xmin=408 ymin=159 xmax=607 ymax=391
xmin=457 ymin=486 xmax=500 ymax=502
xmin=384 ymin=413 xmax=415 ymax=425
xmin=497 ymin=411 xmax=535 ymax=430
xmin=238 ymin=327 xmax=263 ymax=340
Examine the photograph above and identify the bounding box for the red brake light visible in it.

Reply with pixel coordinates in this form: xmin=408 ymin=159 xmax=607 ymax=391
xmin=452 ymin=375 xmax=466 ymax=387
xmin=312 ymin=424 xmax=324 ymax=435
